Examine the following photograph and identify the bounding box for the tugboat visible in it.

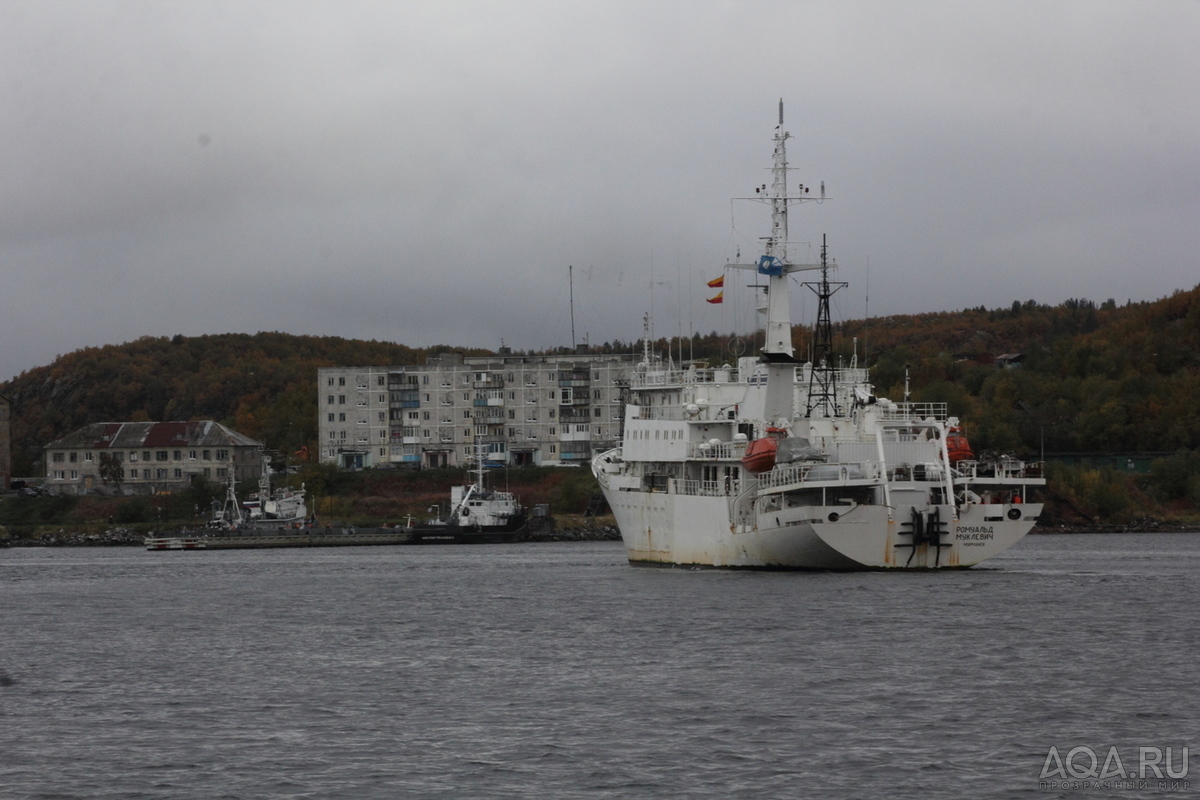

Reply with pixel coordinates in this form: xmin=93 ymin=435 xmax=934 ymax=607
xmin=591 ymin=102 xmax=1044 ymax=569
xmin=409 ymin=449 xmax=528 ymax=543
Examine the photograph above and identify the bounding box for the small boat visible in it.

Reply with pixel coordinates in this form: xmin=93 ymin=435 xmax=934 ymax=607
xmin=408 ymin=450 xmax=528 ymax=543
xmin=144 ymin=536 xmax=206 ymax=550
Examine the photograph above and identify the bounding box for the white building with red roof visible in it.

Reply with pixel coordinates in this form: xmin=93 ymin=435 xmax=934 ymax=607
xmin=43 ymin=421 xmax=263 ymax=495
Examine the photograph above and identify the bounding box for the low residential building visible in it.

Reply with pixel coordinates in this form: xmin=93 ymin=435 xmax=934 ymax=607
xmin=43 ymin=421 xmax=263 ymax=495
xmin=318 ymin=350 xmax=637 ymax=469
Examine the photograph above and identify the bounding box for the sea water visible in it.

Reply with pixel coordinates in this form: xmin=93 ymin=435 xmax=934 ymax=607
xmin=1 ymin=534 xmax=1196 ymax=799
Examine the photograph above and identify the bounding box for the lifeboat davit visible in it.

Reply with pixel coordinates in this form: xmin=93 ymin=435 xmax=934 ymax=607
xmin=741 ymin=427 xmax=788 ymax=474
xmin=946 ymin=426 xmax=974 ymax=464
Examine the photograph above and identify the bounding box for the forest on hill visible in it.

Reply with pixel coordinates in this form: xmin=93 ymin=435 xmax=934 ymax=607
xmin=3 ymin=284 xmax=1199 ymax=523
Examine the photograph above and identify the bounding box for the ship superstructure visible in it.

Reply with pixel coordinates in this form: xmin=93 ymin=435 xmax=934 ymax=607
xmin=592 ymin=103 xmax=1044 ymax=569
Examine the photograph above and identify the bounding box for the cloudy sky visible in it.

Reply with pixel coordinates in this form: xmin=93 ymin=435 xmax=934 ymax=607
xmin=2 ymin=0 xmax=1197 ymax=381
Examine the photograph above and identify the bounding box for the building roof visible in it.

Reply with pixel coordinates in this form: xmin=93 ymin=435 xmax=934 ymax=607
xmin=44 ymin=421 xmax=263 ymax=451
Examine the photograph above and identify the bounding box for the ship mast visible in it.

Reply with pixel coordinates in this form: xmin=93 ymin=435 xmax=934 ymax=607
xmin=804 ymin=234 xmax=847 ymax=417
xmin=725 ymin=101 xmax=827 ymax=425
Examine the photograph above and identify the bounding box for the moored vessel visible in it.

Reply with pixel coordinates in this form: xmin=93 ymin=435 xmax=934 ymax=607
xmin=591 ymin=102 xmax=1044 ymax=569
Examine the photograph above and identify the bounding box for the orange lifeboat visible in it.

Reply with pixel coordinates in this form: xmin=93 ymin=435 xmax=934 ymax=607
xmin=946 ymin=426 xmax=974 ymax=464
xmin=741 ymin=427 xmax=788 ymax=474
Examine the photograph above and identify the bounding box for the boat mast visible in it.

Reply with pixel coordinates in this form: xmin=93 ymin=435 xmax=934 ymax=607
xmin=761 ymin=98 xmax=794 ymax=358
xmin=725 ymin=101 xmax=826 ymax=426
xmin=804 ymin=234 xmax=847 ymax=417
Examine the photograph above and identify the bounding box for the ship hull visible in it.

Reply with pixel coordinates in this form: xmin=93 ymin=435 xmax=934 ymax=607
xmin=604 ymin=487 xmax=1039 ymax=570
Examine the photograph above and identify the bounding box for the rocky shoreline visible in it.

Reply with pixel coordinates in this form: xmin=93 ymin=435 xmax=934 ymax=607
xmin=5 ymin=521 xmax=1197 ymax=547
xmin=3 ymin=521 xmax=624 ymax=547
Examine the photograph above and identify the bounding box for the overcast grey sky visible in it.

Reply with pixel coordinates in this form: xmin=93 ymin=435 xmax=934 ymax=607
xmin=2 ymin=0 xmax=1197 ymax=381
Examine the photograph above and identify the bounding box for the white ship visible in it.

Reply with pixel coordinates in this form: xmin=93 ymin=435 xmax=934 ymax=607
xmin=591 ymin=103 xmax=1044 ymax=569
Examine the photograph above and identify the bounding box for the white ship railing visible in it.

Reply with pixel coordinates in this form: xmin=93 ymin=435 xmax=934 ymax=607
xmin=955 ymin=459 xmax=1045 ymax=480
xmin=631 ymin=368 xmax=737 ymax=388
xmin=757 ymin=460 xmax=884 ymax=491
xmin=876 ymin=402 xmax=949 ymax=422
xmin=627 ymin=406 xmax=694 ymax=421
xmin=672 ymin=479 xmax=746 ymax=497
xmin=688 ymin=441 xmax=747 ymax=460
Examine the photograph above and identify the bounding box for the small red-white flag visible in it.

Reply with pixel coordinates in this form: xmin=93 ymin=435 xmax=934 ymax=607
xmin=706 ymin=291 xmax=724 ymax=304
xmin=706 ymin=275 xmax=724 ymax=288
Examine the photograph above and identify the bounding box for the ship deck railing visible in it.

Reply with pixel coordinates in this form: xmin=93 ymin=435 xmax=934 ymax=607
xmin=955 ymin=458 xmax=1045 ymax=481
xmin=673 ymin=479 xmax=743 ymax=498
xmin=669 ymin=461 xmax=885 ymax=498
xmin=688 ymin=440 xmax=748 ymax=460
xmin=757 ymin=460 xmax=885 ymax=492
xmin=875 ymin=402 xmax=949 ymax=422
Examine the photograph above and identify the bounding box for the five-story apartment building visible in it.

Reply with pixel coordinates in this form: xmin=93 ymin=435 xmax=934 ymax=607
xmin=318 ymin=350 xmax=635 ymax=469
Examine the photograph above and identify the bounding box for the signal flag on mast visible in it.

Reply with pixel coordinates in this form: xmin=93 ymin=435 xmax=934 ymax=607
xmin=706 ymin=275 xmax=724 ymax=288
xmin=706 ymin=291 xmax=724 ymax=304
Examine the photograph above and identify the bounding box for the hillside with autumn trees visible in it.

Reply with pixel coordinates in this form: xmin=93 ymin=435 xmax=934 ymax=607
xmin=3 ymin=283 xmax=1200 ymax=524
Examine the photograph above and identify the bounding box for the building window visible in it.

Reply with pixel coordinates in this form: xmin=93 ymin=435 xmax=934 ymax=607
xmin=216 ymin=468 xmax=228 ymax=479
xmin=129 ymin=452 xmax=138 ymax=462
xmin=143 ymin=451 xmax=151 ymax=461
xmin=174 ymin=469 xmax=183 ymax=478
xmin=338 ymin=395 xmax=346 ymax=404
xmin=328 ymin=413 xmax=335 ymax=422
xmin=203 ymin=467 xmax=211 ymax=477
xmin=70 ymin=470 xmax=79 ymax=479
xmin=328 ymin=395 xmax=335 ymax=405
xmin=156 ymin=468 xmax=167 ymax=479
xmin=378 ymin=376 xmax=385 ymax=386
xmin=157 ymin=451 xmax=169 ymax=461
xmin=216 ymin=449 xmax=229 ymax=460
xmin=173 ymin=450 xmax=182 ymax=460
xmin=84 ymin=452 xmax=93 ymax=462
xmin=128 ymin=469 xmax=138 ymax=479
xmin=68 ymin=452 xmax=78 ymax=463
xmin=550 ymin=445 xmax=557 ymax=454
xmin=594 ymin=408 xmax=601 ymax=417
xmin=203 ymin=450 xmax=211 ymax=460
xmin=328 ymin=431 xmax=337 ymax=441
xmin=328 ymin=377 xmax=334 ymax=386
xmin=339 ymin=413 xmax=346 ymax=422
xmin=338 ymin=377 xmax=345 ymax=386
xmin=52 ymin=452 xmax=64 ymax=463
